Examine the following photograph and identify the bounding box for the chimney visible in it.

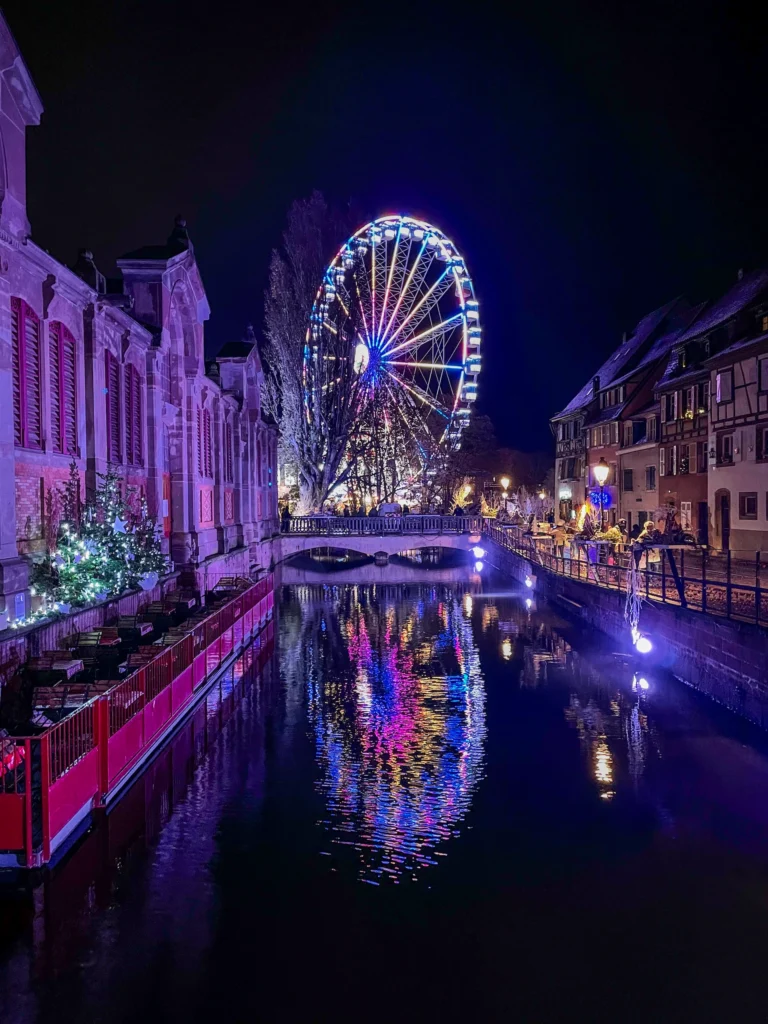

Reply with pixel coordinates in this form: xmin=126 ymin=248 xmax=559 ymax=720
xmin=71 ymin=249 xmax=106 ymax=293
xmin=622 ymin=331 xmax=627 ymax=343
xmin=592 ymin=375 xmax=600 ymax=397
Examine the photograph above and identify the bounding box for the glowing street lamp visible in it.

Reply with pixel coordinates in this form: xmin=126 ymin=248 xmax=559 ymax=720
xmin=593 ymin=457 xmax=610 ymax=530
xmin=500 ymin=476 xmax=510 ymax=491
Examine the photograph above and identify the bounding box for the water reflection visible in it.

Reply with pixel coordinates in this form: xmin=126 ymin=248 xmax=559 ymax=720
xmin=475 ymin=585 xmax=659 ymax=804
xmin=279 ymin=584 xmax=486 ymax=883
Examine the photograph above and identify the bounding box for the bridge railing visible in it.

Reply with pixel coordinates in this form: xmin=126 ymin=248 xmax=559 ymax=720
xmin=285 ymin=514 xmax=483 ymax=537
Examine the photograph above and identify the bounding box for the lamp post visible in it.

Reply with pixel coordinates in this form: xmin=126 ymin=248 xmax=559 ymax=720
xmin=500 ymin=476 xmax=510 ymax=513
xmin=593 ymin=457 xmax=610 ymax=531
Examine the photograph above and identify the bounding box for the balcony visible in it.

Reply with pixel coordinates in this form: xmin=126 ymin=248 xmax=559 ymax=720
xmin=556 ymin=436 xmax=585 ymax=457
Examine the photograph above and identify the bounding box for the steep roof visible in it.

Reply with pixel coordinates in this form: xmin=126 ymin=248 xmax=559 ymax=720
xmin=677 ymin=267 xmax=768 ymax=343
xmin=552 ymin=298 xmax=681 ymax=419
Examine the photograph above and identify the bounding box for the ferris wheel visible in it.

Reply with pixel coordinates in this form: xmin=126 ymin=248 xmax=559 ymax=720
xmin=304 ymin=215 xmax=481 ymax=495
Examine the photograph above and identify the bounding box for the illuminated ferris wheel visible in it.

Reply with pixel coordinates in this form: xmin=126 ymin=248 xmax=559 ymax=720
xmin=304 ymin=215 xmax=481 ymax=495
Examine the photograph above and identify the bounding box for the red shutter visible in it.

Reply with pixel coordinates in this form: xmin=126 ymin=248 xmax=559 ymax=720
xmin=132 ymin=367 xmax=142 ymax=465
xmin=197 ymin=407 xmax=203 ymax=475
xmin=12 ymin=299 xmax=42 ymax=449
xmin=105 ymin=352 xmax=121 ymax=463
xmin=124 ymin=365 xmax=133 ymax=464
xmin=50 ymin=322 xmax=63 ymax=454
xmin=225 ymin=423 xmax=233 ymax=481
xmin=124 ymin=365 xmax=141 ymax=465
xmin=51 ymin=322 xmax=77 ymax=456
xmin=203 ymin=410 xmax=212 ymax=477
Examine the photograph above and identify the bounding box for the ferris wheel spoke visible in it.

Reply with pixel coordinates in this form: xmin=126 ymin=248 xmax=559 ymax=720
xmin=380 ymin=269 xmax=454 ymax=353
xmin=376 ymin=223 xmax=402 ymax=343
xmin=382 ymin=313 xmax=464 ymax=360
xmin=384 ymin=360 xmax=464 ymax=372
xmin=383 ymin=368 xmax=451 ymax=419
xmin=379 ymin=237 xmax=430 ymax=345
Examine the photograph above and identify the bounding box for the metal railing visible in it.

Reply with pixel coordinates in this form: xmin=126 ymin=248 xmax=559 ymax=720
xmin=485 ymin=522 xmax=768 ymax=627
xmin=284 ymin=514 xmax=483 ymax=537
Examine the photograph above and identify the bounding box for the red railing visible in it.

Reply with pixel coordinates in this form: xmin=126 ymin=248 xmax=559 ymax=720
xmin=0 ymin=573 xmax=274 ymax=867
xmin=47 ymin=704 xmax=96 ymax=785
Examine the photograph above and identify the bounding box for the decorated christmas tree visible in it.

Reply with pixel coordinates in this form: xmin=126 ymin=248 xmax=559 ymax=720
xmin=26 ymin=467 xmax=168 ymax=622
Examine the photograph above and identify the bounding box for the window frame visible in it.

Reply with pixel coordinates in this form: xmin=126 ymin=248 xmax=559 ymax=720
xmin=645 ymin=465 xmax=657 ymax=491
xmin=716 ymin=368 xmax=734 ymax=404
xmin=622 ymin=468 xmax=634 ymax=492
xmin=739 ymin=491 xmax=758 ymax=521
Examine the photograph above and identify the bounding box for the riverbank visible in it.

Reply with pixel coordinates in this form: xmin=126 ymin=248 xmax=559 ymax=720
xmin=484 ymin=535 xmax=768 ymax=727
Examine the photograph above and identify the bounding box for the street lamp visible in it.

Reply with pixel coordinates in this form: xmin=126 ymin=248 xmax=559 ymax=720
xmin=500 ymin=476 xmax=510 ymax=491
xmin=593 ymin=457 xmax=610 ymax=531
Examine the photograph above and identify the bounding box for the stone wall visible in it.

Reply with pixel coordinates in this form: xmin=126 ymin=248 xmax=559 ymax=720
xmin=485 ymin=536 xmax=768 ymax=727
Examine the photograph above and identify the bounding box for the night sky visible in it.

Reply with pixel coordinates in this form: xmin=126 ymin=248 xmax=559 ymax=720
xmin=5 ymin=0 xmax=767 ymax=451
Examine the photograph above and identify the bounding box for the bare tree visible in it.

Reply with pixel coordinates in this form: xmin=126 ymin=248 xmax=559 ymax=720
xmin=263 ymin=192 xmax=359 ymax=511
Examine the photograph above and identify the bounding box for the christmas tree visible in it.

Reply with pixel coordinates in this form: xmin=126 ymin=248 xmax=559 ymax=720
xmin=26 ymin=467 xmax=168 ymax=623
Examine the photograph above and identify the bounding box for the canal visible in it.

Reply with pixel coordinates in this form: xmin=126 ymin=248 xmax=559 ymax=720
xmin=2 ymin=568 xmax=768 ymax=1021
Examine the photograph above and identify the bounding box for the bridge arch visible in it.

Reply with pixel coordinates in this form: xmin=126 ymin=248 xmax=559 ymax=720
xmin=273 ymin=517 xmax=483 ymax=566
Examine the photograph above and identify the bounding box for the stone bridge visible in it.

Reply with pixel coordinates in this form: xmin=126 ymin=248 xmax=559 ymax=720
xmin=273 ymin=515 xmax=484 ymax=565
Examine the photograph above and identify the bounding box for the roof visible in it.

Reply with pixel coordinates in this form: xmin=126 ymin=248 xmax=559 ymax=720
xmin=677 ymin=267 xmax=768 ymax=344
xmin=119 ymin=244 xmax=187 ymax=262
xmin=217 ymin=340 xmax=254 ymax=359
xmin=552 ymin=297 xmax=681 ymax=419
xmin=704 ymin=331 xmax=768 ymax=364
xmin=217 ymin=325 xmax=258 ymax=360
xmin=656 ymin=351 xmax=709 ymax=391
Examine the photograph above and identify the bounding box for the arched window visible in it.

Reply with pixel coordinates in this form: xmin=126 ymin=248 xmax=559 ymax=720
xmin=49 ymin=321 xmax=77 ymax=456
xmin=11 ymin=298 xmax=42 ymax=450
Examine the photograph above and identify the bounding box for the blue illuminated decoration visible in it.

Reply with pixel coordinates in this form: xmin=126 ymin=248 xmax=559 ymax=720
xmin=588 ymin=488 xmax=612 ymax=509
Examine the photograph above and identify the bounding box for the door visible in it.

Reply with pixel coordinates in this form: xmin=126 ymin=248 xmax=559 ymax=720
xmin=720 ymin=493 xmax=730 ymax=551
xmin=697 ymin=501 xmax=708 ymax=545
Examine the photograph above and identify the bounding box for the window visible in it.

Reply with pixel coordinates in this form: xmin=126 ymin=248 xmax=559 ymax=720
xmin=758 ymin=426 xmax=768 ymax=462
xmin=647 ymin=417 xmax=658 ymax=441
xmin=681 ymin=386 xmax=696 ymax=420
xmin=199 ymin=408 xmax=213 ymax=478
xmin=716 ymin=368 xmax=733 ymax=403
xmin=225 ymin=422 xmax=233 ymax=482
xmin=623 ymin=468 xmax=634 ymax=491
xmin=680 ymin=501 xmax=692 ymax=530
xmin=49 ymin=322 xmax=77 ymax=456
xmin=697 ymin=380 xmax=710 ymax=414
xmin=739 ymin=492 xmax=758 ymax=520
xmin=11 ymin=298 xmax=42 ymax=450
xmin=718 ymin=433 xmax=734 ymax=465
xmin=679 ymin=443 xmax=691 ymax=475
xmin=660 ymin=446 xmax=677 ymax=476
xmin=760 ymin=358 xmax=768 ymax=393
xmin=661 ymin=392 xmax=678 ymax=423
xmin=124 ymin=365 xmax=142 ymax=466
xmin=624 ymin=423 xmax=633 ymax=447
xmin=696 ymin=440 xmax=708 ymax=473
xmin=645 ymin=465 xmax=657 ymax=491
xmin=762 ymin=315 xmax=768 ymax=332
xmin=105 ymin=351 xmax=121 ymax=463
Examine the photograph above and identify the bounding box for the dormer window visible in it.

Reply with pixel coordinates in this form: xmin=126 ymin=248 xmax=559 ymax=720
xmin=761 ymin=315 xmax=768 ymax=333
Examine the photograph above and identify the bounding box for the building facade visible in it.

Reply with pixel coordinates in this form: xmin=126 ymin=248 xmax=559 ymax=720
xmin=552 ymin=265 xmax=768 ymax=553
xmin=0 ymin=15 xmax=277 ymax=622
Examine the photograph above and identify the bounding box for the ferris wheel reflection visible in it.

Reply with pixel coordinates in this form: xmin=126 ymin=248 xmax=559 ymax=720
xmin=282 ymin=584 xmax=486 ymax=884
